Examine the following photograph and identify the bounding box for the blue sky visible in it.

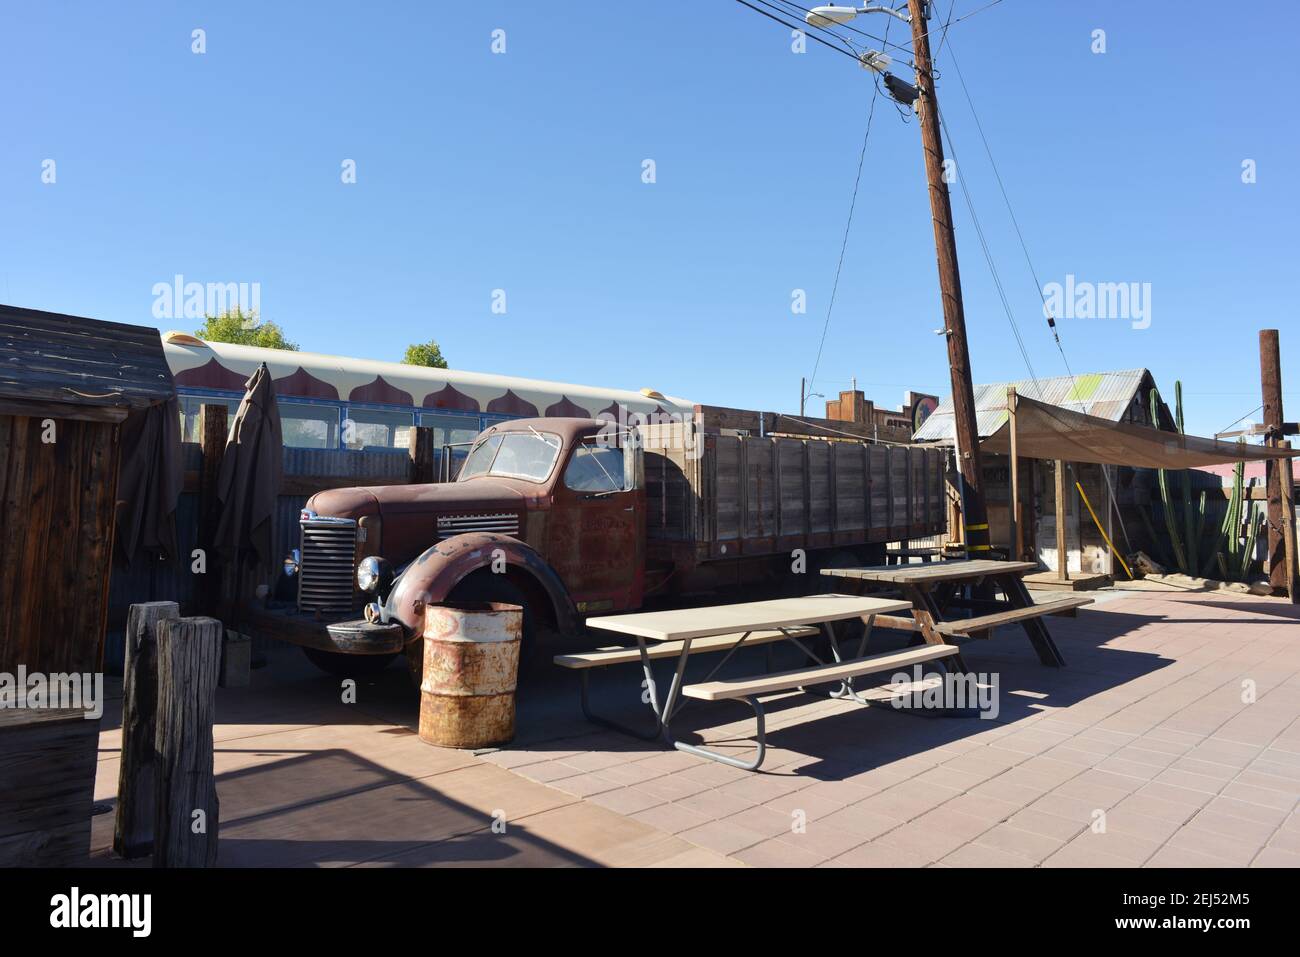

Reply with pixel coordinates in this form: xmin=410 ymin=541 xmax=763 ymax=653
xmin=3 ymin=1 xmax=1297 ymax=438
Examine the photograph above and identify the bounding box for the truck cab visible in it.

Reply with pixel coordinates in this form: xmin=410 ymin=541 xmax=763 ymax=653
xmin=283 ymin=417 xmax=645 ymax=670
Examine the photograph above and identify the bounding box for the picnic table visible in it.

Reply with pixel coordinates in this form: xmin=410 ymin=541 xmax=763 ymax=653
xmin=821 ymin=560 xmax=1091 ymax=669
xmin=558 ymin=594 xmax=959 ymax=770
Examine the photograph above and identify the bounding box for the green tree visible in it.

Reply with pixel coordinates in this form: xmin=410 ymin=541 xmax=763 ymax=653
xmin=402 ymin=339 xmax=448 ymax=369
xmin=195 ymin=309 xmax=298 ymax=350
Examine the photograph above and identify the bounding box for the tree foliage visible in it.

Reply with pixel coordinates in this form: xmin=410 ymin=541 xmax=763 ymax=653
xmin=402 ymin=340 xmax=448 ymax=369
xmin=195 ymin=310 xmax=298 ymax=350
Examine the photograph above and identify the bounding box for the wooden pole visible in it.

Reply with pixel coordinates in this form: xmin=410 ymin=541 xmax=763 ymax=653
xmin=1007 ymin=388 xmax=1020 ymax=561
xmin=113 ymin=601 xmax=180 ymax=859
xmin=197 ymin=405 xmax=228 ymax=616
xmin=1055 ymin=459 xmax=1069 ymax=582
xmin=907 ymin=0 xmax=990 ymax=559
xmin=153 ymin=616 xmax=222 ymax=868
xmin=1281 ymin=440 xmax=1297 ymax=603
xmin=1260 ymin=330 xmax=1287 ymax=592
xmin=409 ymin=425 xmax=435 ymax=485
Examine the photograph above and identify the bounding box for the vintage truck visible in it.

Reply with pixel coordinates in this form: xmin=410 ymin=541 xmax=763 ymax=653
xmin=276 ymin=415 xmax=948 ymax=676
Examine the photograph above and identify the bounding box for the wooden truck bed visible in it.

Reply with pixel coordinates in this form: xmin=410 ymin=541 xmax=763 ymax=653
xmin=641 ymin=424 xmax=947 ymax=562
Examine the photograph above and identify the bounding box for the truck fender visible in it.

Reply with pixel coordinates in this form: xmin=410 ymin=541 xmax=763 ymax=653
xmin=383 ymin=532 xmax=577 ymax=636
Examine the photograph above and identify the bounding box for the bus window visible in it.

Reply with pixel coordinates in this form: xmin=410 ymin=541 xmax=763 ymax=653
xmin=280 ymin=401 xmax=340 ymax=449
xmin=346 ymin=408 xmax=413 ymax=450
xmin=419 ymin=413 xmax=480 ymax=448
xmin=178 ymin=395 xmax=241 ymax=443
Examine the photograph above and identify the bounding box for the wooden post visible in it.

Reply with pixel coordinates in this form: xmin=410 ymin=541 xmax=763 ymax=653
xmin=1260 ymin=330 xmax=1287 ymax=592
xmin=907 ymin=0 xmax=991 ymax=559
xmin=409 ymin=425 xmax=435 ymax=485
xmin=113 ymin=601 xmax=180 ymax=859
xmin=1281 ymin=440 xmax=1298 ymax=603
xmin=1055 ymin=459 xmax=1069 ymax=582
xmin=153 ymin=616 xmax=222 ymax=868
xmin=1007 ymin=388 xmax=1019 ymax=562
xmin=197 ymin=405 xmax=228 ymax=615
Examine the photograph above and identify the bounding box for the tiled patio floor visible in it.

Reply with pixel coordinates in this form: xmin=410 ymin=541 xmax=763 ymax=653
xmin=487 ymin=589 xmax=1300 ymax=867
xmin=91 ymin=589 xmax=1300 ymax=867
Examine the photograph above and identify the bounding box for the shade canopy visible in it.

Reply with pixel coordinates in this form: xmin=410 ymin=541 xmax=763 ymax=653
xmin=981 ymin=395 xmax=1297 ymax=469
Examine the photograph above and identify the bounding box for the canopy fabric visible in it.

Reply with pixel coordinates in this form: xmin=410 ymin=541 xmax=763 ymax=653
xmin=213 ymin=363 xmax=284 ymax=566
xmin=980 ymin=395 xmax=1297 ymax=468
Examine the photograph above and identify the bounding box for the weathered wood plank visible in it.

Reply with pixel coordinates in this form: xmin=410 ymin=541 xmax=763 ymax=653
xmin=114 ymin=601 xmax=180 ymax=859
xmin=153 ymin=616 xmax=222 ymax=868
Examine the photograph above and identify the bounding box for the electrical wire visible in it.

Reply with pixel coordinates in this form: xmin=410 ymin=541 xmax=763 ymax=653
xmin=732 ymin=0 xmax=862 ymax=60
xmin=806 ymin=23 xmax=889 ymax=398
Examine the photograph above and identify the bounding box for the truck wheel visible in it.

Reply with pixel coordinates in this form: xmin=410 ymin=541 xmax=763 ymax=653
xmin=405 ymin=573 xmax=543 ymax=687
xmin=302 ymin=647 xmax=398 ymax=677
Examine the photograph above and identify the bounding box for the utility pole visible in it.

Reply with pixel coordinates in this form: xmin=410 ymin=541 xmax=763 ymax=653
xmin=1260 ymin=329 xmax=1287 ymax=593
xmin=906 ymin=0 xmax=991 ymax=556
xmin=800 ymin=376 xmax=806 ymax=417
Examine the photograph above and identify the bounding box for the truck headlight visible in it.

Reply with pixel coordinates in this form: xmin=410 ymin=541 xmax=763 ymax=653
xmin=357 ymin=556 xmax=394 ymax=596
xmin=283 ymin=548 xmax=301 ymax=578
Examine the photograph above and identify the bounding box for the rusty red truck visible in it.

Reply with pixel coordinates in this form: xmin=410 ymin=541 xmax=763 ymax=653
xmin=276 ymin=415 xmax=947 ymax=676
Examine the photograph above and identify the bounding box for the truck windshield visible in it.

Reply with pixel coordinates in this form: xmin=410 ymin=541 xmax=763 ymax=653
xmin=458 ymin=431 xmax=561 ymax=483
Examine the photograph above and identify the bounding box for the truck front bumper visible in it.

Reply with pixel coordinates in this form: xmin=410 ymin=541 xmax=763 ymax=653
xmin=325 ymin=618 xmax=407 ymax=654
xmin=241 ymin=602 xmax=408 ymax=655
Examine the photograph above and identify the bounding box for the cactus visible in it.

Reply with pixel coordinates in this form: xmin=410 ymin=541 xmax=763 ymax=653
xmin=1150 ymin=387 xmax=1189 ymax=573
xmin=1149 ymin=386 xmax=1255 ymax=582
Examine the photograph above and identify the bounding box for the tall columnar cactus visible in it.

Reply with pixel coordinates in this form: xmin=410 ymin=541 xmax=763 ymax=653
xmin=1149 ymin=384 xmax=1256 ymax=581
xmin=1150 ymin=387 xmax=1189 ymax=573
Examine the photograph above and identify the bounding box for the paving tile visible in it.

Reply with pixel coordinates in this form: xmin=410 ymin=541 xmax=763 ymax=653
xmin=678 ymin=819 xmax=769 ymax=856
xmin=1251 ymin=846 xmax=1300 ymax=867
xmin=971 ymin=823 xmax=1062 ymax=863
xmin=819 ymin=803 xmax=906 ymax=840
xmin=821 ymin=841 xmax=930 ymax=868
xmin=941 ymin=842 xmax=1035 ymax=868
xmin=630 ymin=802 xmax=714 ymax=835
xmin=775 ymin=820 xmax=869 ymax=861
xmin=733 ymin=836 xmax=826 ymax=868
xmin=1005 ymin=808 xmax=1085 ymax=842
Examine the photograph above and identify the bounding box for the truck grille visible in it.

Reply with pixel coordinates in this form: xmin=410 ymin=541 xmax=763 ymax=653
xmin=298 ymin=515 xmax=360 ymax=614
xmin=437 ymin=512 xmax=520 ymax=538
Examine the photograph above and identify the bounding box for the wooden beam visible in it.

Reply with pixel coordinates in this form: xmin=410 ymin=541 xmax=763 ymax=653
xmin=1008 ymin=388 xmax=1019 ymax=562
xmin=1055 ymin=459 xmax=1068 ymax=582
xmin=1281 ymin=440 xmax=1298 ymax=603
xmin=1261 ymin=330 xmax=1287 ymax=592
xmin=113 ymin=601 xmax=179 ymax=859
xmin=153 ymin=616 xmax=222 ymax=868
xmin=409 ymin=425 xmax=435 ymax=485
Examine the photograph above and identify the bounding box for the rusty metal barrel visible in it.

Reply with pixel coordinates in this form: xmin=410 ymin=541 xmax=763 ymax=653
xmin=418 ymin=602 xmax=522 ymax=749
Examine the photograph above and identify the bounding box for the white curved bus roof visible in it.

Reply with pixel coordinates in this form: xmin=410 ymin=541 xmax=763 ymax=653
xmin=162 ymin=333 xmax=697 ymax=420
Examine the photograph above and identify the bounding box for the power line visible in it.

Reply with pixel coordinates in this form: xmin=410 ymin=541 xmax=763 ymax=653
xmin=807 ymin=84 xmax=882 ymax=395
xmin=731 ymin=0 xmax=861 ymax=60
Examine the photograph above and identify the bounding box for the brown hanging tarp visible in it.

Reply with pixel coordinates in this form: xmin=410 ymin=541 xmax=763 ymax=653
xmin=213 ymin=363 xmax=284 ymax=567
xmin=981 ymin=395 xmax=1298 ymax=468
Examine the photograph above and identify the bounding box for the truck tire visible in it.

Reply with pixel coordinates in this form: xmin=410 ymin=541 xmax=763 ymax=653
xmin=302 ymin=647 xmax=398 ymax=677
xmin=404 ymin=572 xmax=544 ymax=686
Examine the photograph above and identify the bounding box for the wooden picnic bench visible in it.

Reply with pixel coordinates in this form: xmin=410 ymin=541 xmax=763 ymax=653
xmin=566 ymin=594 xmax=960 ymax=770
xmin=822 ymin=560 xmax=1092 ymax=668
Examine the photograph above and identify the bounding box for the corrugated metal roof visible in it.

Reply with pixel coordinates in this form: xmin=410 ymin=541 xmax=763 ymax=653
xmin=913 ymin=368 xmax=1150 ymax=443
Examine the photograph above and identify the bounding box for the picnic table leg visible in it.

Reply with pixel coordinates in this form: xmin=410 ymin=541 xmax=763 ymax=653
xmin=1002 ymin=576 xmax=1067 ymax=667
xmin=575 ymin=637 xmax=664 ymax=740
xmin=909 ymin=586 xmax=970 ymax=674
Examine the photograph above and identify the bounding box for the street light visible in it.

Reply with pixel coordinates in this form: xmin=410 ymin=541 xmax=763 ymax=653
xmin=805 ymin=4 xmax=913 ymax=28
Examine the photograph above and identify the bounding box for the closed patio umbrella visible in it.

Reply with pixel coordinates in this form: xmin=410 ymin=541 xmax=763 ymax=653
xmin=213 ymin=363 xmax=283 ymax=628
xmin=115 ymin=394 xmax=184 ymax=567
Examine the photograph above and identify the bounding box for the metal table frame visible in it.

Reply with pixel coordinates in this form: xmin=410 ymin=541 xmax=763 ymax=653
xmin=583 ymin=596 xmax=919 ymax=770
